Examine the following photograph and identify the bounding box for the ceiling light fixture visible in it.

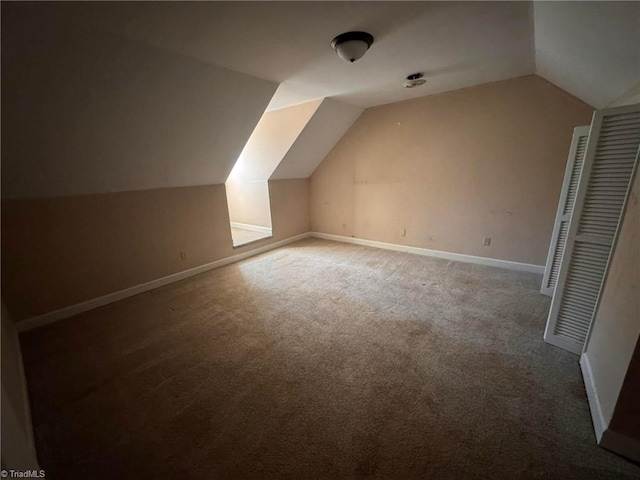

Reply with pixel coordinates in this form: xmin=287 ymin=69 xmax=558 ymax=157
xmin=331 ymin=31 xmax=374 ymax=63
xmin=403 ymin=72 xmax=426 ymax=88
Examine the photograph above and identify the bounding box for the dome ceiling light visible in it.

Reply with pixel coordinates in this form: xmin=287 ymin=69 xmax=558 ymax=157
xmin=403 ymin=72 xmax=426 ymax=88
xmin=331 ymin=31 xmax=374 ymax=63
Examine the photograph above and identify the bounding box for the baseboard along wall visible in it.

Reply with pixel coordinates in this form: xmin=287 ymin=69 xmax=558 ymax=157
xmin=580 ymin=353 xmax=607 ymax=442
xmin=16 ymin=231 xmax=544 ymax=332
xmin=17 ymin=233 xmax=311 ymax=332
xmin=18 ymin=230 xmax=636 ymax=461
xmin=230 ymin=222 xmax=272 ymax=235
xmin=311 ymin=232 xmax=545 ymax=274
xmin=581 ymin=353 xmax=640 ymax=462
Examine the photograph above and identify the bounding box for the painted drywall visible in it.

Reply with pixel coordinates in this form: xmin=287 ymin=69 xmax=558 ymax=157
xmin=610 ymin=341 xmax=640 ymax=444
xmin=1 ymin=303 xmax=39 ymax=469
xmin=6 ymin=2 xmax=634 ymax=118
xmin=2 ymin=180 xmax=310 ymax=321
xmin=1 ymin=12 xmax=276 ymax=199
xmin=534 ymin=1 xmax=640 ymax=109
xmin=310 ymin=75 xmax=594 ymax=266
xmin=271 ymin=99 xmax=363 ymax=180
xmin=268 ymin=179 xmax=310 ymax=240
xmin=2 ymin=186 xmax=231 ymax=319
xmin=584 ymin=170 xmax=639 ymax=433
xmin=13 ymin=2 xmax=534 ymax=111
xmin=225 ymin=100 xmax=321 ymax=229
xmin=228 ymin=100 xmax=321 ymax=182
xmin=608 ymin=82 xmax=640 ymax=108
xmin=0 ymin=5 xmax=313 ymax=324
xmin=226 ymin=180 xmax=272 ymax=228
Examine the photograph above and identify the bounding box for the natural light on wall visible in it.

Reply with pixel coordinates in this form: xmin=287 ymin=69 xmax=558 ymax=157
xmin=226 ymin=149 xmax=274 ymax=248
xmin=225 ymin=99 xmax=322 ymax=247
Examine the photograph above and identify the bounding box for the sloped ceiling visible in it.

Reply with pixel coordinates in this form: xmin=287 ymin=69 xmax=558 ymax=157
xmin=228 ymin=97 xmax=362 ymax=182
xmin=3 ymin=2 xmax=638 ymax=194
xmin=1 ymin=5 xmax=276 ymax=198
xmin=534 ymin=1 xmax=640 ymax=109
xmin=14 ymin=2 xmax=535 ymax=111
xmin=228 ymin=100 xmax=322 ymax=183
xmin=17 ymin=2 xmax=637 ymax=112
xmin=271 ymin=99 xmax=363 ymax=180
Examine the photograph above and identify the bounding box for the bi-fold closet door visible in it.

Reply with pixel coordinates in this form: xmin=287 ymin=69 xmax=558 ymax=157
xmin=543 ymin=104 xmax=640 ymax=355
xmin=541 ymin=126 xmax=590 ymax=297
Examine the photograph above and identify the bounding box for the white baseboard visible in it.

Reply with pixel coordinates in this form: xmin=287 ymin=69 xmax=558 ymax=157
xmin=17 ymin=232 xmax=311 ymax=332
xmin=580 ymin=353 xmax=607 ymax=442
xmin=230 ymin=222 xmax=272 ymax=235
xmin=581 ymin=354 xmax=640 ymax=462
xmin=310 ymin=232 xmax=545 ymax=274
xmin=17 ymin=231 xmax=543 ymax=332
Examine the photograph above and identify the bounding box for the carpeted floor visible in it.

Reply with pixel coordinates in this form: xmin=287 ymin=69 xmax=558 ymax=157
xmin=20 ymin=238 xmax=640 ymax=479
xmin=231 ymin=226 xmax=272 ymax=247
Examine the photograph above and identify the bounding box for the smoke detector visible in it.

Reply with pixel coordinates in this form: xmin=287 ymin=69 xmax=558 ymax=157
xmin=403 ymin=73 xmax=426 ymax=89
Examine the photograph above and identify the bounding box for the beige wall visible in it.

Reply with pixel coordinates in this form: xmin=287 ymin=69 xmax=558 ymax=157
xmin=2 ymin=179 xmax=309 ymax=322
xmin=0 ymin=5 xmax=311 ymax=326
xmin=226 ymin=180 xmax=272 ymax=228
xmin=310 ymin=75 xmax=594 ymax=266
xmin=584 ymin=170 xmax=639 ymax=440
xmin=268 ymin=179 xmax=310 ymax=240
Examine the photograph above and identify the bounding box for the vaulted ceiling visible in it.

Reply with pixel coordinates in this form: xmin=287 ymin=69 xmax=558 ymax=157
xmin=13 ymin=2 xmax=640 ymax=110
xmin=533 ymin=2 xmax=640 ymax=109
xmin=2 ymin=2 xmax=638 ymax=198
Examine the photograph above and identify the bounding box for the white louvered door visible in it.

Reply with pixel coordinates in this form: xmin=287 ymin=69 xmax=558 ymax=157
xmin=541 ymin=126 xmax=590 ymax=296
xmin=544 ymin=104 xmax=640 ymax=354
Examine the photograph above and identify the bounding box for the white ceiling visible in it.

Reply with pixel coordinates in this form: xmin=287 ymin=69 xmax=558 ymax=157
xmin=1 ymin=8 xmax=277 ymax=197
xmin=534 ymin=1 xmax=640 ymax=109
xmin=23 ymin=2 xmax=534 ymax=110
xmin=229 ymin=100 xmax=322 ymax=183
xmin=10 ymin=2 xmax=640 ymax=110
xmin=271 ymin=98 xmax=363 ymax=180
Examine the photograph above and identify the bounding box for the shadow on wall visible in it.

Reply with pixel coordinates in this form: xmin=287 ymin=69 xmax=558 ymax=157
xmin=223 ymin=100 xmax=323 ymax=247
xmin=1 ymin=302 xmax=39 ymax=470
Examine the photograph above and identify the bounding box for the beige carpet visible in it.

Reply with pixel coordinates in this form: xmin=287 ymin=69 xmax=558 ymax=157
xmin=231 ymin=226 xmax=271 ymax=247
xmin=20 ymin=238 xmax=640 ymax=479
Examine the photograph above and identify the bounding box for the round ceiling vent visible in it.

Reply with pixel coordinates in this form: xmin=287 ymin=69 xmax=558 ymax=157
xmin=403 ymin=72 xmax=426 ymax=89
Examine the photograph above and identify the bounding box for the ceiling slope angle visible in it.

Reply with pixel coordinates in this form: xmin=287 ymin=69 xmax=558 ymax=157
xmin=270 ymin=99 xmax=363 ymax=180
xmin=533 ymin=1 xmax=640 ymax=108
xmin=1 ymin=4 xmax=277 ymax=199
xmin=227 ymin=100 xmax=323 ymax=184
xmin=21 ymin=1 xmax=536 ymax=111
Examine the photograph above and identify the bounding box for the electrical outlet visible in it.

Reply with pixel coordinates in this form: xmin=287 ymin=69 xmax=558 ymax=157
xmin=180 ymin=250 xmax=188 ymax=260
xmin=483 ymin=237 xmax=491 ymax=247
xmin=342 ymin=223 xmax=347 ymax=230
xmin=401 ymin=228 xmax=407 ymax=237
